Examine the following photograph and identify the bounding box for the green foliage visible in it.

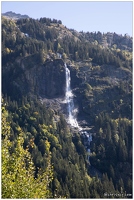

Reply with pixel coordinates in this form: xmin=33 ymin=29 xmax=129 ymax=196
xmin=2 ymin=103 xmax=53 ymax=198
xmin=90 ymin=113 xmax=132 ymax=195
xmin=2 ymin=97 xmax=93 ymax=198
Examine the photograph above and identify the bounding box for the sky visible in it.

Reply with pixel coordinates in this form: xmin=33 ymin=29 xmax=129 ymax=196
xmin=1 ymin=1 xmax=133 ymax=36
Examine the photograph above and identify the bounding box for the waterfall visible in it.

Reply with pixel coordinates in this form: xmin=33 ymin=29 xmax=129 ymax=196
xmin=65 ymin=63 xmax=92 ymax=162
xmin=65 ymin=63 xmax=79 ymax=128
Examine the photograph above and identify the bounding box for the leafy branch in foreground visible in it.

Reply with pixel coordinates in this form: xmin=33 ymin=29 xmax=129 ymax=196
xmin=2 ymin=103 xmax=53 ymax=198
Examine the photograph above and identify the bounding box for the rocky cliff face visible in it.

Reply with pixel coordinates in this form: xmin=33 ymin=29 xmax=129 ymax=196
xmin=3 ymin=52 xmax=132 ymax=124
xmin=3 ymin=56 xmax=66 ymax=99
xmin=41 ymin=59 xmax=66 ymax=98
xmin=60 ymin=60 xmax=132 ymax=124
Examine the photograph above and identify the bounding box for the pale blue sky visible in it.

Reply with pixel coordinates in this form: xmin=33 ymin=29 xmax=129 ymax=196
xmin=1 ymin=1 xmax=133 ymax=36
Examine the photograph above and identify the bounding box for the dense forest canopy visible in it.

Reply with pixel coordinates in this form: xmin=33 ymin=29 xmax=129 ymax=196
xmin=2 ymin=13 xmax=132 ymax=198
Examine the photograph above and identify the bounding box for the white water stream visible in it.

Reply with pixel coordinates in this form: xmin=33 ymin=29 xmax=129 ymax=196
xmin=65 ymin=63 xmax=79 ymax=128
xmin=65 ymin=63 xmax=92 ymax=161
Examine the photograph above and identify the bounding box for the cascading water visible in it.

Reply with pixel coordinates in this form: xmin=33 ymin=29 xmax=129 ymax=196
xmin=64 ymin=63 xmax=92 ymax=162
xmin=64 ymin=62 xmax=101 ymax=176
xmin=82 ymin=131 xmax=92 ymax=161
xmin=65 ymin=63 xmax=79 ymax=128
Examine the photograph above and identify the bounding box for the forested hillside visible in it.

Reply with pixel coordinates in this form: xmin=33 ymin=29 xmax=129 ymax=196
xmin=2 ymin=13 xmax=132 ymax=198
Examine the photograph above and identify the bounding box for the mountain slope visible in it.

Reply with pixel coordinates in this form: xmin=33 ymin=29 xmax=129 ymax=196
xmin=2 ymin=13 xmax=132 ymax=198
xmin=2 ymin=11 xmax=29 ymax=20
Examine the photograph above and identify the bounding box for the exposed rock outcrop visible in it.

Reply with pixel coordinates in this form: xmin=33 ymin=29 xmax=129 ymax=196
xmin=4 ymin=56 xmax=66 ymax=99
xmin=42 ymin=59 xmax=66 ymax=98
